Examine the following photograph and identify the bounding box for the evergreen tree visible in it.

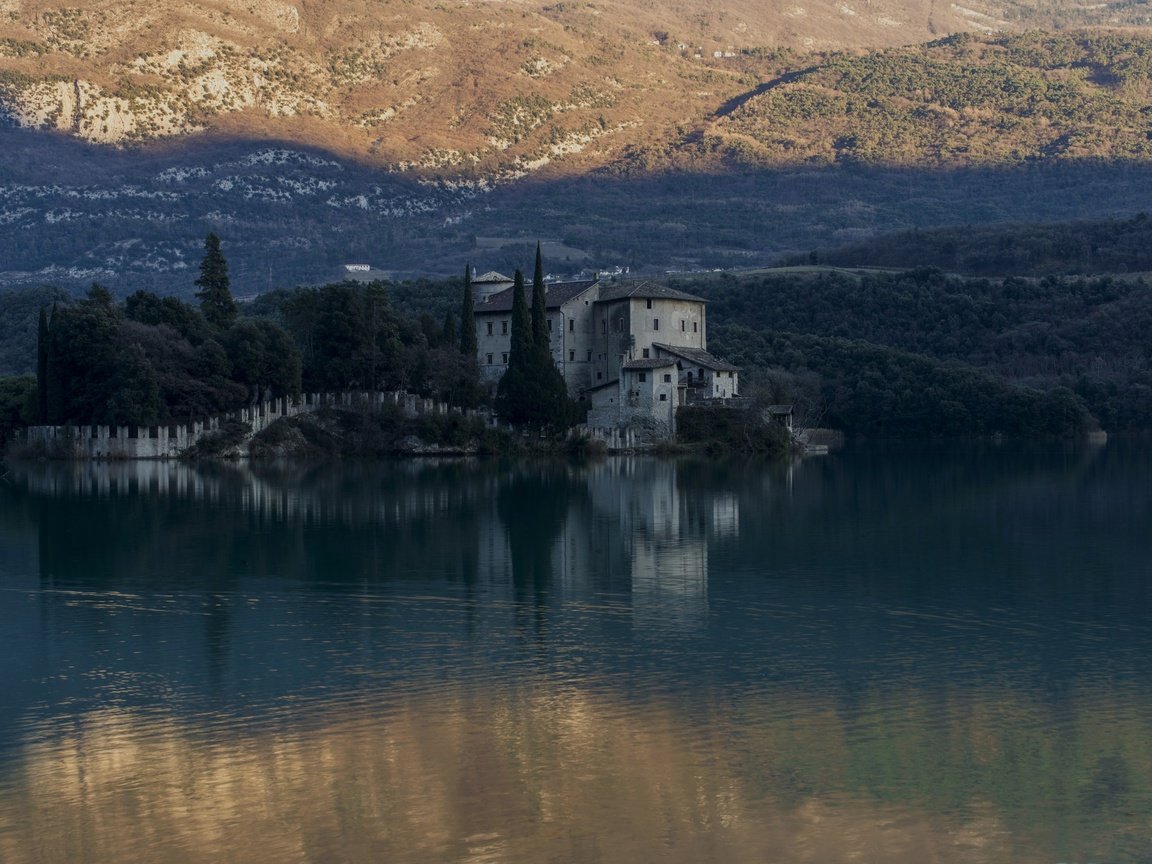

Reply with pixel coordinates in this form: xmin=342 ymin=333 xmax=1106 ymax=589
xmin=442 ymin=309 xmax=457 ymax=345
xmin=531 ymin=242 xmax=547 ymax=346
xmin=527 ymin=244 xmax=573 ymax=431
xmin=496 ymin=270 xmax=533 ymax=425
xmin=497 ymin=260 xmax=575 ymax=432
xmin=195 ymin=233 xmax=238 ymax=329
xmin=459 ymin=265 xmax=477 ymax=356
xmin=36 ymin=306 xmax=48 ymax=423
xmin=509 ymin=269 xmax=532 ymax=365
xmin=105 ymin=343 xmax=162 ymax=427
xmin=44 ymin=304 xmax=64 ymax=424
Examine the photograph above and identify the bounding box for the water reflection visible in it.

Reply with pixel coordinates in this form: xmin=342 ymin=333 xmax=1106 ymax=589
xmin=1 ymin=444 xmax=1151 ymax=862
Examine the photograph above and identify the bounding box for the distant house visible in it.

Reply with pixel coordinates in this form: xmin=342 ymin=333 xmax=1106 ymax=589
xmin=344 ymin=264 xmax=371 ymax=273
xmin=472 ymin=276 xmax=740 ymax=437
xmin=765 ymin=404 xmax=794 ymax=432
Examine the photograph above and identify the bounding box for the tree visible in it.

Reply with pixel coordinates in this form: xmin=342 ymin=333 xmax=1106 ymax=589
xmin=527 ymin=245 xmax=572 ymax=430
xmin=0 ymin=375 xmax=36 ymax=450
xmin=531 ymin=242 xmax=547 ymax=346
xmin=459 ymin=264 xmax=477 ymax=356
xmin=496 ymin=270 xmax=533 ymax=425
xmin=224 ymin=319 xmax=303 ymax=403
xmin=195 ymin=233 xmax=238 ymax=329
xmin=497 ymin=261 xmax=575 ymax=432
xmin=442 ymin=309 xmax=457 ymax=346
xmin=451 ymin=265 xmax=483 ymax=408
xmin=104 ymin=343 xmax=162 ymax=427
xmin=36 ymin=306 xmax=48 ymax=422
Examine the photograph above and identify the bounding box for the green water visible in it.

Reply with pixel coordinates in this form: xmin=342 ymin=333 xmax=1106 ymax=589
xmin=0 ymin=443 xmax=1149 ymax=863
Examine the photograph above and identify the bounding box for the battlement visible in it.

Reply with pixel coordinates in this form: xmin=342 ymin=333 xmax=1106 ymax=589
xmin=21 ymin=391 xmax=483 ymax=460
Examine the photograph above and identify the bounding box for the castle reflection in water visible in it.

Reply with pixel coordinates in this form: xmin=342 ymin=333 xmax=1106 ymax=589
xmin=10 ymin=458 xmax=782 ymax=632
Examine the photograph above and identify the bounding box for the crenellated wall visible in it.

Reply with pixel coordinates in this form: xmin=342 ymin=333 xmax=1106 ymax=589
xmin=21 ymin=392 xmax=490 ymax=460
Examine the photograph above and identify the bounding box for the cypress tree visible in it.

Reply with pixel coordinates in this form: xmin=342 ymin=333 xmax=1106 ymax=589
xmin=36 ymin=306 xmax=48 ymax=423
xmin=496 ymin=270 xmax=533 ymax=425
xmin=528 ymin=244 xmax=572 ymax=431
xmin=195 ymin=233 xmax=238 ymax=329
xmin=531 ymin=242 xmax=547 ymax=347
xmin=509 ymin=269 xmax=532 ymax=365
xmin=44 ymin=303 xmax=63 ymax=424
xmin=459 ymin=264 xmax=477 ymax=356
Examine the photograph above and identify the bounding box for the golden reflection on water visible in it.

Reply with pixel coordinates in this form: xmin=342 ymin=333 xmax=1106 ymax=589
xmin=3 ymin=684 xmax=1145 ymax=864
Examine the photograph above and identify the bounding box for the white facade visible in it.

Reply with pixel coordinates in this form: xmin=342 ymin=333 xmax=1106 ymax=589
xmin=587 ymin=359 xmax=679 ymax=436
xmin=472 ymin=278 xmax=739 ymax=437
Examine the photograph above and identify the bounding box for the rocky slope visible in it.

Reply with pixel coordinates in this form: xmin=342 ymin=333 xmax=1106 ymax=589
xmin=1 ymin=0 xmax=1151 ymax=177
xmin=5 ymin=6 xmax=1152 ymax=292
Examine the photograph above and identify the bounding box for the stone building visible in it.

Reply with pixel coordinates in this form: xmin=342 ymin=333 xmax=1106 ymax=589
xmin=471 ymin=276 xmax=739 ymax=436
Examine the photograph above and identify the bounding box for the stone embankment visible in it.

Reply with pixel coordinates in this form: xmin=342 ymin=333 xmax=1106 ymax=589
xmin=21 ymin=391 xmax=485 ymax=460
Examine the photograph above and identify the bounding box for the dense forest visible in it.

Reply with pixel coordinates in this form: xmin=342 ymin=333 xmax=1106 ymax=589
xmin=680 ymin=268 xmax=1152 ymax=431
xmin=710 ymin=326 xmax=1092 ymax=437
xmin=803 ymin=213 xmax=1152 ymax=276
xmin=4 ymin=238 xmax=1151 ymax=447
xmin=707 ymin=32 xmax=1152 ymax=168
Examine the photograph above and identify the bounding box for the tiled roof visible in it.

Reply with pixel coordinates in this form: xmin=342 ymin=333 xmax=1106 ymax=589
xmin=474 ymin=279 xmax=598 ymax=313
xmin=473 ymin=271 xmax=512 ymax=284
xmin=623 ymin=358 xmax=678 ymax=370
xmin=596 ymin=281 xmax=705 ymax=304
xmin=653 ymin=343 xmax=741 ymax=372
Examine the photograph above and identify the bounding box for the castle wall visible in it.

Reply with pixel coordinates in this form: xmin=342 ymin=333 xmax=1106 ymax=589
xmin=21 ymin=391 xmax=478 ymax=460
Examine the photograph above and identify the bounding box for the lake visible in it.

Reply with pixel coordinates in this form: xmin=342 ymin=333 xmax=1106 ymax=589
xmin=0 ymin=443 xmax=1150 ymax=863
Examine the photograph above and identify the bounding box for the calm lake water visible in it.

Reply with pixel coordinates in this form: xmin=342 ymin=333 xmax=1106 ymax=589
xmin=0 ymin=444 xmax=1150 ymax=863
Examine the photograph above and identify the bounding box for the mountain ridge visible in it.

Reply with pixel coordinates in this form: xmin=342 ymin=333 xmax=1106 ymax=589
xmin=3 ymin=1 xmax=1152 ymax=178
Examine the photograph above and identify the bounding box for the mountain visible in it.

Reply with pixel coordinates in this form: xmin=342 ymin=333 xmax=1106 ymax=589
xmin=7 ymin=7 xmax=1152 ymax=291
xmin=0 ymin=0 xmax=951 ymax=175
xmin=2 ymin=2 xmax=1152 ymax=174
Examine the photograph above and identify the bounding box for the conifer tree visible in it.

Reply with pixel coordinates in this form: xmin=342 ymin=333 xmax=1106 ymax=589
xmin=509 ymin=269 xmax=532 ymax=366
xmin=44 ymin=303 xmax=63 ymax=424
xmin=442 ymin=309 xmax=457 ymax=346
xmin=527 ymin=244 xmax=572 ymax=430
xmin=195 ymin=233 xmax=238 ymax=329
xmin=531 ymin=242 xmax=547 ymax=346
xmin=497 ymin=256 xmax=575 ymax=432
xmin=36 ymin=306 xmax=48 ymax=423
xmin=496 ymin=270 xmax=533 ymax=425
xmin=459 ymin=264 xmax=477 ymax=356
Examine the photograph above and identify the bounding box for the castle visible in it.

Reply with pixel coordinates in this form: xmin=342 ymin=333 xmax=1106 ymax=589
xmin=471 ymin=272 xmax=740 ymax=436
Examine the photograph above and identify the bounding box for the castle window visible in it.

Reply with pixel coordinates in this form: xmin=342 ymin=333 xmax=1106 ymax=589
xmin=642 ymin=348 xmax=650 ymax=358
xmin=569 ymin=319 xmax=574 ymax=332
xmin=548 ymin=319 xmax=553 ymax=332
xmin=597 ymin=372 xmax=603 ymax=380
xmin=681 ymin=320 xmax=686 ymax=332
xmin=646 ymin=299 xmax=652 ymax=309
xmin=587 ymin=350 xmax=592 ymax=361
xmin=501 ymin=321 xmax=508 ymax=335
xmin=601 ymin=321 xmax=606 ymax=334
xmin=653 ymin=318 xmax=659 ymax=330
xmin=502 ymin=352 xmax=508 ymax=363
xmin=659 ymin=393 xmax=667 ymax=401
xmin=486 ymin=353 xmax=493 ymax=365
xmin=693 ymin=322 xmax=698 ymax=333
xmin=486 ymin=322 xmax=493 ymax=336
xmin=663 ymin=374 xmax=671 ymax=383
xmin=569 ymin=350 xmax=575 ymax=361
xmin=638 ymin=372 xmax=647 ymax=382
